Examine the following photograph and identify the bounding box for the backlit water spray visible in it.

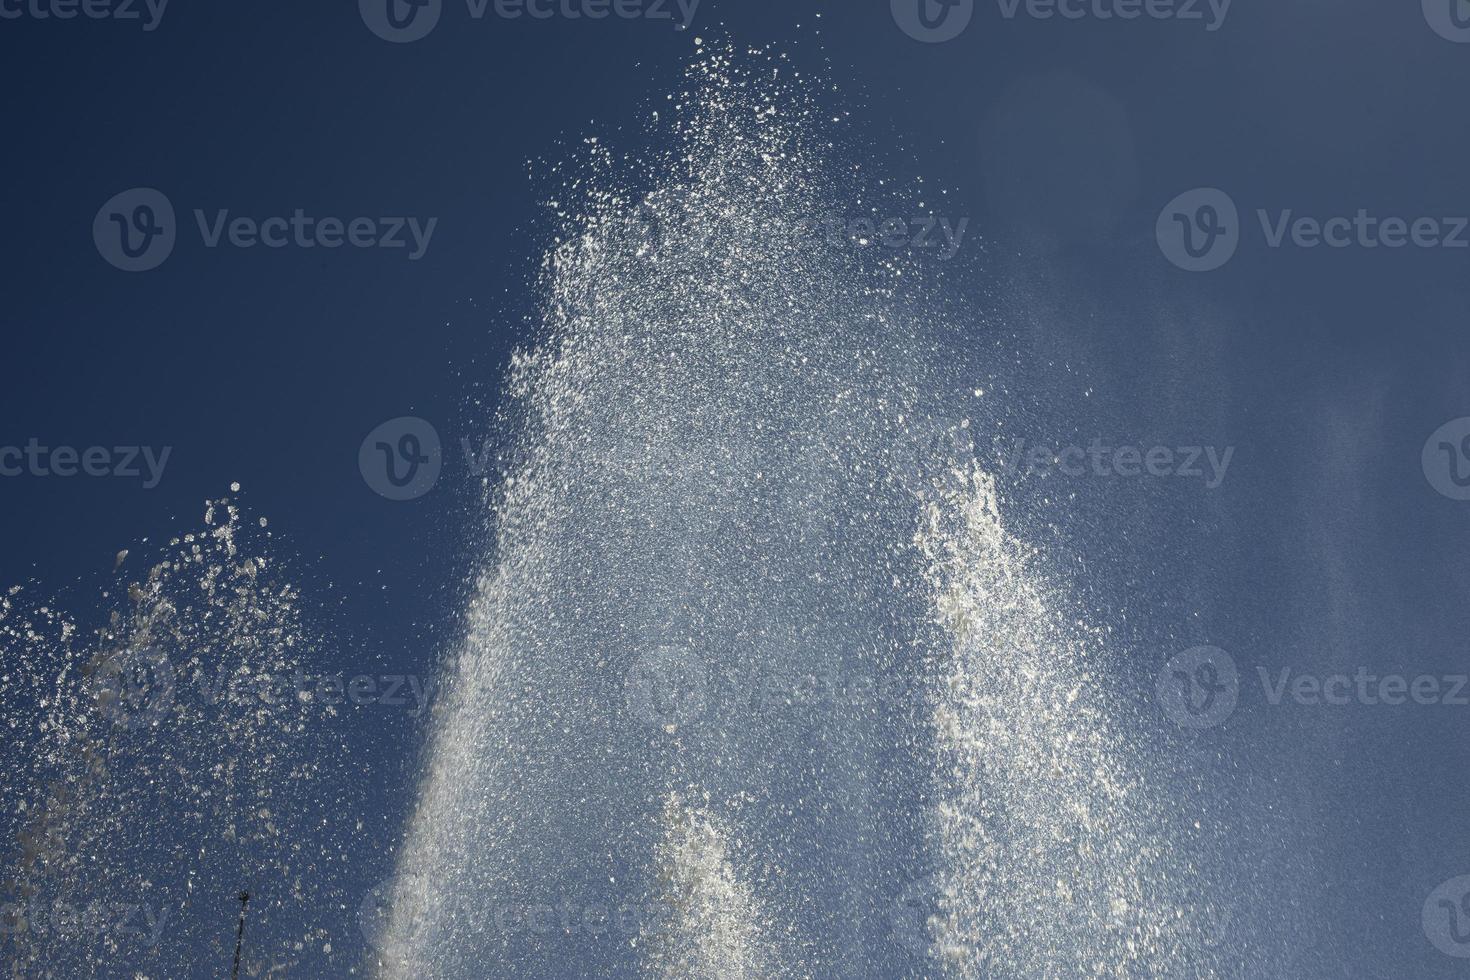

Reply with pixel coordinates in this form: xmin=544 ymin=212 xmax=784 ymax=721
xmin=0 ymin=497 xmax=364 ymax=978
xmin=375 ymin=43 xmax=1243 ymax=979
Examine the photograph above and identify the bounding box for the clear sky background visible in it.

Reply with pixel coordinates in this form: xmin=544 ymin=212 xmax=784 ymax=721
xmin=4 ymin=0 xmax=1470 ymax=976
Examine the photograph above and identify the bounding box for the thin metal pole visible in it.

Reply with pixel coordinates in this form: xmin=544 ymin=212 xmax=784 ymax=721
xmin=231 ymin=892 xmax=250 ymax=980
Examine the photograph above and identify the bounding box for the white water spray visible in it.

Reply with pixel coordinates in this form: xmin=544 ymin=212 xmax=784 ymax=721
xmin=378 ymin=43 xmax=1241 ymax=980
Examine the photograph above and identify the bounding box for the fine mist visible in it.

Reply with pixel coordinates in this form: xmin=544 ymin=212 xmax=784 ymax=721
xmin=374 ymin=44 xmax=1247 ymax=980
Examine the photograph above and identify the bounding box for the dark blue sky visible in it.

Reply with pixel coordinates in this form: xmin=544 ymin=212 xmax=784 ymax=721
xmin=4 ymin=0 xmax=1470 ymax=976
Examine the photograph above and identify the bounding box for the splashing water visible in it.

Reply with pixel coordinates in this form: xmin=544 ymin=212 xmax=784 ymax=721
xmin=917 ymin=466 xmax=1220 ymax=977
xmin=377 ymin=43 xmax=1243 ymax=980
xmin=0 ymin=36 xmax=1304 ymax=980
xmin=643 ymin=792 xmax=792 ymax=980
xmin=0 ymin=497 xmax=363 ymax=978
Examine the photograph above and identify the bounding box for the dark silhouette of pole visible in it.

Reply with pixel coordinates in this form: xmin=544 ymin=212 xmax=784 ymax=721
xmin=231 ymin=892 xmax=250 ymax=980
